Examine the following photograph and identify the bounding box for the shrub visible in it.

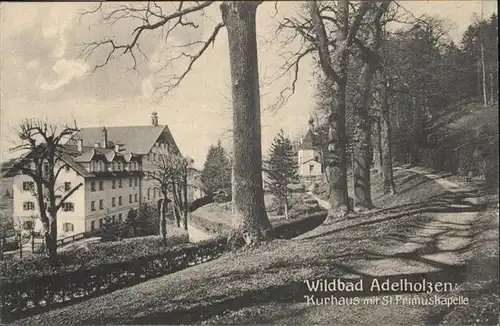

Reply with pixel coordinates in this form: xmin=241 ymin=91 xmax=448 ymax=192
xmin=0 ymin=234 xmax=223 ymax=322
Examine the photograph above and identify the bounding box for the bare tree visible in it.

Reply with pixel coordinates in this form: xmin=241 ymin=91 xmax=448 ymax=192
xmin=10 ymin=120 xmax=82 ymax=260
xmin=81 ymin=1 xmax=271 ymax=248
xmin=146 ymin=153 xmax=178 ymax=239
xmin=350 ymin=1 xmax=393 ymax=211
xmin=272 ymin=1 xmax=373 ymax=221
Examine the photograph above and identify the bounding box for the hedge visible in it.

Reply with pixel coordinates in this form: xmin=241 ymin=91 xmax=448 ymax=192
xmin=0 ymin=235 xmax=227 ymax=322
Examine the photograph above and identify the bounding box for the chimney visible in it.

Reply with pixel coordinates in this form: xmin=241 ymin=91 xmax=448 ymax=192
xmin=101 ymin=126 xmax=108 ymax=148
xmin=151 ymin=112 xmax=158 ymax=127
xmin=77 ymin=139 xmax=83 ymax=152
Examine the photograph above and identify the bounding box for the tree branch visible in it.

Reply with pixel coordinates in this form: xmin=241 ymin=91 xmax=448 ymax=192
xmin=79 ymin=1 xmax=221 ymax=99
xmin=56 ymin=183 xmax=84 ymax=212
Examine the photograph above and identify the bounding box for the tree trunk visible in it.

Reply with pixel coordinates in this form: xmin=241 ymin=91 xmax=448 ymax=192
xmin=221 ymin=1 xmax=272 ymax=249
xmin=381 ymin=80 xmax=396 ymax=195
xmin=284 ymin=195 xmax=289 ymax=220
xmin=0 ymin=234 xmax=4 ymax=261
xmin=31 ymin=232 xmax=35 ymax=253
xmin=158 ymin=197 xmax=167 ymax=242
xmin=489 ymin=70 xmax=494 ymax=104
xmin=171 ymin=182 xmax=182 ymax=227
xmin=183 ymin=168 xmax=188 ymax=231
xmin=18 ymin=233 xmax=23 ymax=259
xmin=44 ymin=217 xmax=57 ymax=260
xmin=480 ymin=37 xmax=488 ymax=107
xmin=353 ymin=63 xmax=375 ymax=211
xmin=372 ymin=116 xmax=382 ymax=176
xmin=323 ymin=81 xmax=350 ymax=222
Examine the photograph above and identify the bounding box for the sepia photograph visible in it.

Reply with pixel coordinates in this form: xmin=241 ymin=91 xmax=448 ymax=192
xmin=0 ymin=1 xmax=498 ymax=325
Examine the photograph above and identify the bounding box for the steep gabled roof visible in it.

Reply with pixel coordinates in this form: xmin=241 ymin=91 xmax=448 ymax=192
xmin=3 ymin=144 xmax=143 ymax=179
xmin=299 ymin=129 xmax=321 ymax=150
xmin=71 ymin=125 xmax=180 ymax=155
xmin=300 ymin=158 xmax=321 ymax=166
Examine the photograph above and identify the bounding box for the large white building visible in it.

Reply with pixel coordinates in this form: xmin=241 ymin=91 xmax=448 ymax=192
xmin=5 ymin=112 xmax=202 ymax=237
xmin=297 ymin=125 xmax=324 ymax=180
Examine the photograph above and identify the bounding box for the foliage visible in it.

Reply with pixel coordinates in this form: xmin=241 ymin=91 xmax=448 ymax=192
xmin=100 ymin=215 xmax=117 ymax=242
xmin=0 ymin=234 xmax=222 ymax=322
xmin=263 ymin=130 xmax=299 ymax=218
xmin=201 ymin=141 xmax=232 ymax=197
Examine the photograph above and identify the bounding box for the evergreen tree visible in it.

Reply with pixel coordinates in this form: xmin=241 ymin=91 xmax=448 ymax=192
xmin=101 ymin=214 xmax=116 ymax=242
xmin=126 ymin=208 xmax=137 ymax=236
xmin=201 ymin=140 xmax=232 ymax=197
xmin=263 ymin=130 xmax=299 ymax=219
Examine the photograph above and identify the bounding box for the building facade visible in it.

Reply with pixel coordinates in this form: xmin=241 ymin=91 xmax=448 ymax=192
xmin=6 ymin=112 xmax=203 ymax=236
xmin=297 ymin=126 xmax=324 ymax=180
xmin=7 ymin=137 xmax=143 ymax=236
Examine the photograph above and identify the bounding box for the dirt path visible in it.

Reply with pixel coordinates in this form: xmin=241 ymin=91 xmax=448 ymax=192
xmin=187 ymin=223 xmax=212 ymax=243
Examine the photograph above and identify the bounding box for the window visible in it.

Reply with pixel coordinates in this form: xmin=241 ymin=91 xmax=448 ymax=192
xmin=65 ymin=165 xmax=71 ymax=172
xmin=119 ymin=196 xmax=122 ymax=206
xmin=99 ymin=199 xmax=104 ymax=210
xmin=111 ymin=162 xmax=116 ymax=171
xmin=112 ymin=180 xmax=116 ymax=189
xmin=134 ymin=178 xmax=138 ymax=187
xmin=99 ymin=219 xmax=103 ymax=228
xmin=134 ymin=194 xmax=138 ymax=202
xmin=22 ymin=181 xmax=34 ymax=191
xmin=153 ymin=188 xmax=156 ymax=199
xmin=118 ymin=213 xmax=122 ymax=222
xmin=112 ymin=197 xmax=116 ymax=207
xmin=91 ymin=181 xmax=96 ymax=192
xmin=147 ymin=188 xmax=151 ymax=200
xmin=64 ymin=182 xmax=71 ymax=191
xmin=99 ymin=180 xmax=104 ymax=191
xmin=62 ymin=223 xmax=74 ymax=232
xmin=129 ymin=178 xmax=133 ymax=187
xmin=129 ymin=194 xmax=132 ymax=203
xmin=112 ymin=215 xmax=116 ymax=223
xmin=119 ymin=179 xmax=122 ymax=188
xmin=23 ymin=201 xmax=35 ymax=211
xmin=91 ymin=220 xmax=96 ymax=231
xmin=91 ymin=201 xmax=96 ymax=211
xmin=152 ymin=153 xmax=156 ymax=161
xmin=309 ymin=164 xmax=314 ymax=173
xmin=95 ymin=161 xmax=100 ymax=172
xmin=62 ymin=202 xmax=74 ymax=212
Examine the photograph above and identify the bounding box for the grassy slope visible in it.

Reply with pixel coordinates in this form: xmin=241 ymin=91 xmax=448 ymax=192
xmin=430 ymin=100 xmax=498 ymax=140
xmin=189 ymin=191 xmax=322 ymax=234
xmin=14 ymin=169 xmax=479 ymax=325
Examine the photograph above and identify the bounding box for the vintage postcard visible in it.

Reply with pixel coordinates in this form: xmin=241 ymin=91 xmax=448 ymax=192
xmin=0 ymin=1 xmax=498 ymax=325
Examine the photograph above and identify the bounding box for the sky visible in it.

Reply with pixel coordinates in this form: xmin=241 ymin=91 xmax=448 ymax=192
xmin=0 ymin=1 xmax=497 ymax=169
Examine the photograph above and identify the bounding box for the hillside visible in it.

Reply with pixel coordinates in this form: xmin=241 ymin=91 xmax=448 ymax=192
xmin=189 ymin=192 xmax=324 ymax=235
xmin=14 ymin=167 xmax=498 ymax=325
xmin=420 ymin=100 xmax=498 ymax=189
